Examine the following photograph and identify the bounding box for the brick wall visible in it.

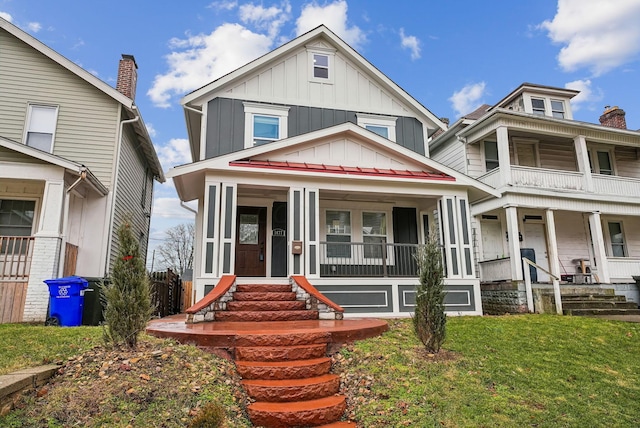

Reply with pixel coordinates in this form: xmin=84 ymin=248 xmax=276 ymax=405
xmin=22 ymin=237 xmax=61 ymax=322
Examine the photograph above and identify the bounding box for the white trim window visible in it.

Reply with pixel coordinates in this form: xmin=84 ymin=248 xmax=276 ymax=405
xmin=483 ymin=140 xmax=499 ymax=172
xmin=308 ymin=48 xmax=335 ymax=83
xmin=356 ymin=113 xmax=397 ymax=142
xmin=25 ymin=104 xmax=58 ymax=153
xmin=607 ymin=221 xmax=627 ymax=257
xmin=513 ymin=138 xmax=539 ymax=168
xmin=243 ymin=102 xmax=290 ymax=148
xmin=531 ymin=98 xmax=546 ymax=116
xmin=588 ymin=146 xmax=615 ymax=175
xmin=326 ymin=210 xmax=351 ymax=258
xmin=551 ymin=100 xmax=565 ymax=118
xmin=0 ymin=199 xmax=36 ymax=254
xmin=362 ymin=212 xmax=387 ymax=259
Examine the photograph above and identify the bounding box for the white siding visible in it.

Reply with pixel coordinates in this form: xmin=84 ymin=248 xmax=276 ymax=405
xmin=466 ymin=143 xmax=484 ymax=178
xmin=0 ymin=29 xmax=118 ymax=187
xmin=615 ymin=146 xmax=640 ymax=179
xmin=549 ymin=212 xmax=590 ymax=275
xmin=221 ymin=41 xmax=414 ymax=118
xmin=431 ymin=140 xmax=466 ymax=173
xmin=538 ymin=141 xmax=577 ymax=171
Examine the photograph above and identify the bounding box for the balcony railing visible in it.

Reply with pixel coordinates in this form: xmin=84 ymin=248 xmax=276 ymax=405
xmin=511 ymin=166 xmax=585 ymax=191
xmin=0 ymin=236 xmax=35 ymax=281
xmin=319 ymin=242 xmax=423 ymax=277
xmin=607 ymin=257 xmax=640 ymax=282
xmin=593 ymin=174 xmax=640 ymax=198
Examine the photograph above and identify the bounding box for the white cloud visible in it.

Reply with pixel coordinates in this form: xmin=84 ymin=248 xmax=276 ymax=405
xmin=399 ymin=28 xmax=420 ymax=60
xmin=565 ymin=79 xmax=603 ymax=112
xmin=146 ymin=123 xmax=157 ymax=138
xmin=540 ymin=0 xmax=640 ymax=75
xmin=449 ymin=82 xmax=487 ymax=118
xmin=295 ymin=0 xmax=366 ymax=49
xmin=27 ymin=22 xmax=41 ymax=32
xmin=208 ymin=0 xmax=238 ymax=11
xmin=239 ymin=1 xmax=291 ymax=39
xmin=148 ymin=23 xmax=273 ymax=108
xmin=152 ymin=197 xmax=198 ymax=219
xmin=0 ymin=11 xmax=12 ymax=22
xmin=155 ymin=138 xmax=192 ymax=170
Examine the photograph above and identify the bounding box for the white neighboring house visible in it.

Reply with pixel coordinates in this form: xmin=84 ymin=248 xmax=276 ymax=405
xmin=0 ymin=17 xmax=164 ymax=323
xmin=168 ymin=25 xmax=499 ymax=317
xmin=430 ymin=83 xmax=640 ymax=312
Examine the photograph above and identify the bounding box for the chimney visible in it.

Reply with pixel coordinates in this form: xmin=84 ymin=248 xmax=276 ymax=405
xmin=116 ymin=54 xmax=138 ymax=100
xmin=440 ymin=117 xmax=450 ymax=126
xmin=599 ymin=105 xmax=626 ymax=129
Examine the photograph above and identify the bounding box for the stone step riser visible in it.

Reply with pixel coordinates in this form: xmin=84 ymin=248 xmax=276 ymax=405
xmin=235 ymin=332 xmax=331 ymax=347
xmin=242 ymin=374 xmax=340 ymax=402
xmin=562 ymin=302 xmax=638 ymax=310
xmin=233 ymin=291 xmax=297 ymax=301
xmin=235 ymin=344 xmax=327 ymax=361
xmin=216 ymin=310 xmax=319 ymax=322
xmin=236 ymin=358 xmax=332 ymax=380
xmin=248 ymin=396 xmax=346 ymax=428
xmin=226 ymin=300 xmax=306 ymax=312
xmin=236 ymin=284 xmax=292 ymax=293
xmin=560 ymin=295 xmax=625 ymax=301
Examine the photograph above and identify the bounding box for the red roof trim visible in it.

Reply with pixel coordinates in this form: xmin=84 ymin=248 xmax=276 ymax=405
xmin=228 ymin=159 xmax=455 ymax=181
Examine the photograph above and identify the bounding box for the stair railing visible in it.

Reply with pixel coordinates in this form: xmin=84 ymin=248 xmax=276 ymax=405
xmin=522 ymin=257 xmax=562 ymax=315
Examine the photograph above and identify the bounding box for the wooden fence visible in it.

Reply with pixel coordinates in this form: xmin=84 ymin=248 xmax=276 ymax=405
xmin=150 ymin=269 xmax=183 ymax=318
xmin=0 ymin=236 xmax=35 ymax=323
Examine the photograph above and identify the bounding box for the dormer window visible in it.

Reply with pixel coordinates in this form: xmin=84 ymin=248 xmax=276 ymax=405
xmin=551 ymin=100 xmax=565 ymax=118
xmin=531 ymin=98 xmax=545 ymax=116
xmin=243 ymin=102 xmax=290 ymax=148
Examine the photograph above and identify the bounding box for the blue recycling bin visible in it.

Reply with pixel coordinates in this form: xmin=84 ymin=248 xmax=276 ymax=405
xmin=45 ymin=276 xmax=89 ymax=326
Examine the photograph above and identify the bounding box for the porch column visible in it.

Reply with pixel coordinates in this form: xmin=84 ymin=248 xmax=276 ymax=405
xmin=588 ymin=211 xmax=611 ymax=283
xmin=23 ymin=180 xmax=65 ymax=322
xmin=288 ymin=188 xmax=304 ymax=276
xmin=305 ymin=188 xmax=320 ymax=278
xmin=439 ymin=196 xmax=462 ymax=278
xmin=497 ymin=126 xmax=511 ymax=186
xmin=505 ymin=205 xmax=522 ymax=281
xmin=545 ymin=209 xmax=563 ymax=314
xmin=218 ymin=183 xmax=237 ymax=275
xmin=574 ymin=135 xmax=593 ymax=192
xmin=203 ymin=183 xmax=221 ymax=277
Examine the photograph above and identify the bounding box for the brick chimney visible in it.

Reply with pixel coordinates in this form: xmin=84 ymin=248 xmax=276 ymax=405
xmin=116 ymin=54 xmax=138 ymax=100
xmin=599 ymin=105 xmax=626 ymax=129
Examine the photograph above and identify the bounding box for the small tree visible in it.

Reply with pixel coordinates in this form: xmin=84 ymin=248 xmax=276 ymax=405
xmin=155 ymin=223 xmax=194 ymax=276
xmin=102 ymin=218 xmax=153 ymax=349
xmin=413 ymin=226 xmax=447 ymax=353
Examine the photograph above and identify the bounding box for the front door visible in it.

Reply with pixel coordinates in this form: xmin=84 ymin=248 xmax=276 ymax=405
xmin=523 ymin=222 xmax=550 ymax=282
xmin=235 ymin=206 xmax=267 ymax=277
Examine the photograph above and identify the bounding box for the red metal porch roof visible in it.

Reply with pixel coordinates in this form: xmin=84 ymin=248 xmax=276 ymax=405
xmin=228 ymin=159 xmax=455 ymax=181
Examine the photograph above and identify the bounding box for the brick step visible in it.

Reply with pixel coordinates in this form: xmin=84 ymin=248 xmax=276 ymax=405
xmin=236 ymin=283 xmax=292 ymax=293
xmin=236 ymin=343 xmax=327 ymax=361
xmin=233 ymin=291 xmax=297 ymax=301
xmin=562 ymin=301 xmax=638 ymax=310
xmin=564 ymin=308 xmax=640 ymax=316
xmin=248 ymin=395 xmax=346 ymax=428
xmin=216 ymin=310 xmax=319 ymax=322
xmin=236 ymin=331 xmax=331 ymax=347
xmin=226 ymin=300 xmax=306 ymax=312
xmin=236 ymin=357 xmax=332 ymax=380
xmin=242 ymin=374 xmax=340 ymax=402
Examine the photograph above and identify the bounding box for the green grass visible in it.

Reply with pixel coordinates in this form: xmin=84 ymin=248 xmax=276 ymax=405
xmin=0 ymin=324 xmax=103 ymax=375
xmin=339 ymin=315 xmax=640 ymax=427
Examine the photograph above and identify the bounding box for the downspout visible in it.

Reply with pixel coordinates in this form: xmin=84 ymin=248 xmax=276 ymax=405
xmin=58 ymin=168 xmax=88 ymax=277
xmin=104 ymin=107 xmax=140 ymax=276
xmin=180 ymin=201 xmax=197 ymax=215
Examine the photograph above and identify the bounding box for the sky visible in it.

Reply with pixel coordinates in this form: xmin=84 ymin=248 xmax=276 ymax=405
xmin=2 ymin=0 xmax=640 ymax=269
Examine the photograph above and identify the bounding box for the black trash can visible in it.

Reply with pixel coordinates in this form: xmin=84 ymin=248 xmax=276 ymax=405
xmin=82 ymin=277 xmax=108 ymax=326
xmin=44 ymin=276 xmax=89 ymax=327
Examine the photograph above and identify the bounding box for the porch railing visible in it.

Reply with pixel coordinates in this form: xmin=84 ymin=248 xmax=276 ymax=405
xmin=319 ymin=242 xmax=423 ymax=277
xmin=607 ymin=257 xmax=640 ymax=282
xmin=511 ymin=166 xmax=585 ymax=191
xmin=478 ymin=257 xmax=511 ymax=282
xmin=593 ymin=174 xmax=640 ymax=198
xmin=0 ymin=236 xmax=35 ymax=281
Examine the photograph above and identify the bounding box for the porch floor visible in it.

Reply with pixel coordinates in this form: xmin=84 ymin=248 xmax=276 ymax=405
xmin=146 ymin=314 xmax=389 ymax=351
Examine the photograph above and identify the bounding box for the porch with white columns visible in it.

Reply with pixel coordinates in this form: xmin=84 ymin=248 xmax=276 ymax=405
xmin=497 ymin=126 xmax=511 ymax=186
xmin=588 ymin=211 xmax=611 ymax=283
xmin=505 ymin=205 xmax=523 ymax=282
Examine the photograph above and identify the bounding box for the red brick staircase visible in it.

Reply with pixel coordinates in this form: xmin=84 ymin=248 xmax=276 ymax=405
xmin=230 ymin=283 xmax=355 ymax=427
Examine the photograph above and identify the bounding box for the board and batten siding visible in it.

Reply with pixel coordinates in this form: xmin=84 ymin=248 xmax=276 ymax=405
xmin=205 ymin=98 xmax=425 ymax=158
xmin=430 ymin=140 xmax=466 ymax=173
xmin=220 ymin=40 xmax=414 ymax=117
xmin=108 ymin=123 xmax=153 ymax=272
xmin=0 ymin=29 xmax=118 ymax=188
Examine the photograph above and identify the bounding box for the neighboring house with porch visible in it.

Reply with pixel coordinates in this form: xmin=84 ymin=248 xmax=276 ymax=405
xmin=430 ymin=83 xmax=640 ymax=312
xmin=167 ymin=25 xmax=499 ymax=317
xmin=0 ymin=17 xmax=164 ymax=323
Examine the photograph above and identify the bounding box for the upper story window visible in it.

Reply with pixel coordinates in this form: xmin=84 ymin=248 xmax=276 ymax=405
xmin=243 ymin=102 xmax=290 ymax=148
xmin=588 ymin=147 xmax=615 ymax=175
xmin=308 ymin=48 xmax=335 ymax=83
xmin=25 ymin=105 xmax=58 ymax=153
xmin=531 ymin=98 xmax=546 ymax=115
xmin=551 ymin=100 xmax=565 ymax=118
xmin=356 ymin=113 xmax=397 ymax=142
xmin=484 ymin=140 xmax=499 ymax=171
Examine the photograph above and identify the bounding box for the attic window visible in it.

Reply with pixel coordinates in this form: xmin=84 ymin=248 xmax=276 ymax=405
xmin=308 ymin=48 xmax=335 ymax=83
xmin=551 ymin=100 xmax=565 ymax=118
xmin=531 ymin=98 xmax=545 ymax=115
xmin=356 ymin=113 xmax=397 ymax=142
